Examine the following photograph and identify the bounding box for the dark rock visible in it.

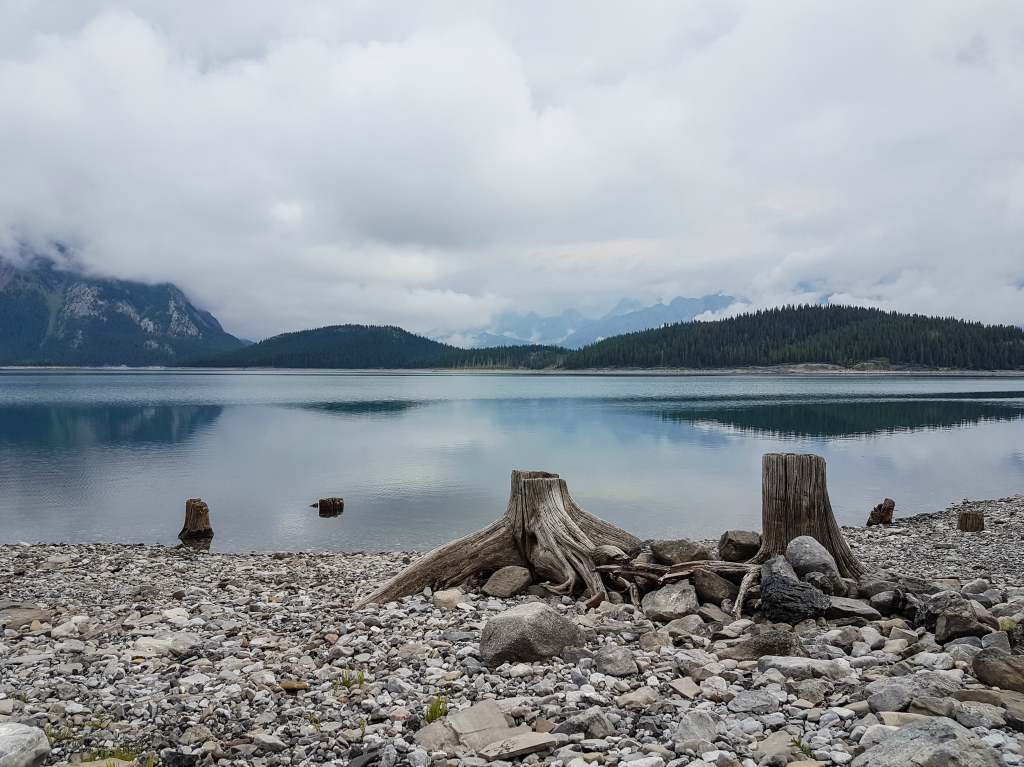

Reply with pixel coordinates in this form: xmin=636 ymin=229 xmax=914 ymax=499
xmin=936 ymin=612 xmax=991 ymax=645
xmin=717 ymin=530 xmax=761 ymax=562
xmin=917 ymin=591 xmax=976 ymax=633
xmin=870 ymin=590 xmax=905 ymax=615
xmin=867 ymin=498 xmax=896 ymax=526
xmin=552 ymin=707 xmax=616 ymax=738
xmin=692 ymin=568 xmax=739 ymax=604
xmin=759 ymin=573 xmax=830 ymax=625
xmin=650 ymin=538 xmax=711 ymax=566
xmin=760 ymin=555 xmax=798 ymax=581
xmin=973 ymin=648 xmax=1024 ymax=692
xmin=593 ymin=644 xmax=638 ymax=676
xmin=480 ymin=602 xmax=584 ymax=666
xmin=827 ymin=596 xmax=882 ymax=621
xmin=805 ymin=571 xmax=839 ymax=595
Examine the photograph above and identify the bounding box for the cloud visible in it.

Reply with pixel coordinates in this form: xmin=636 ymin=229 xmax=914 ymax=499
xmin=1 ymin=1 xmax=1023 ymax=339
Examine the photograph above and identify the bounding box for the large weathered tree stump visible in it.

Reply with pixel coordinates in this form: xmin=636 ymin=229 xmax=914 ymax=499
xmin=867 ymin=498 xmax=895 ymax=526
xmin=750 ymin=453 xmax=863 ymax=578
xmin=958 ymin=508 xmax=985 ymax=532
xmin=179 ymin=498 xmax=214 ymax=542
xmin=318 ymin=497 xmax=345 ymax=517
xmin=356 ymin=470 xmax=641 ymax=607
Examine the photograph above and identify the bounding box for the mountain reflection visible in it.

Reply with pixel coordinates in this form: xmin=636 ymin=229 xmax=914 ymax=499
xmin=0 ymin=405 xmax=223 ymax=448
xmin=300 ymin=400 xmax=423 ymax=417
xmin=651 ymin=398 xmax=1024 ymax=438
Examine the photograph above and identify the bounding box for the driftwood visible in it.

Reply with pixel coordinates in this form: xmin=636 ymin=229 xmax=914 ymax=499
xmin=179 ymin=498 xmax=213 ymax=542
xmin=357 ymin=470 xmax=641 ymax=607
xmin=318 ymin=497 xmax=345 ymax=517
xmin=958 ymin=508 xmax=985 ymax=532
xmin=750 ymin=453 xmax=863 ymax=578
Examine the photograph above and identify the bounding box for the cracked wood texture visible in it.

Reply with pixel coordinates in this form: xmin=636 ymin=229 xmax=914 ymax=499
xmin=356 ymin=470 xmax=641 ymax=606
xmin=750 ymin=452 xmax=863 ymax=578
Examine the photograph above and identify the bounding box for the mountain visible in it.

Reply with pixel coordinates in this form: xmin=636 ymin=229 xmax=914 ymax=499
xmin=189 ymin=324 xmax=562 ymax=369
xmin=563 ymin=305 xmax=1024 ymax=370
xmin=458 ymin=294 xmax=736 ymax=348
xmin=191 ymin=306 xmax=1024 ymax=371
xmin=0 ymin=256 xmax=244 ymax=366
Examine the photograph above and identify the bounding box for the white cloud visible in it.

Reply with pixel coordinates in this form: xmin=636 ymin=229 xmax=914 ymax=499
xmin=1 ymin=1 xmax=1023 ymax=339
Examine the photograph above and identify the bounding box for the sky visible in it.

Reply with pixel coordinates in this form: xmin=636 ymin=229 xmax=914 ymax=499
xmin=1 ymin=1 xmax=1023 ymax=340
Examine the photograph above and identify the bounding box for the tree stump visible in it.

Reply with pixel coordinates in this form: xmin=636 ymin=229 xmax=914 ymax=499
xmin=318 ymin=497 xmax=345 ymax=517
xmin=179 ymin=498 xmax=214 ymax=542
xmin=867 ymin=498 xmax=895 ymax=526
xmin=356 ymin=470 xmax=641 ymax=607
xmin=750 ymin=453 xmax=863 ymax=578
xmin=958 ymin=508 xmax=985 ymax=532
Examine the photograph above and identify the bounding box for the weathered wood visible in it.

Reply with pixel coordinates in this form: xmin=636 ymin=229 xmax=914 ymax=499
xmin=867 ymin=498 xmax=895 ymax=526
xmin=179 ymin=498 xmax=213 ymax=542
xmin=958 ymin=509 xmax=985 ymax=532
xmin=356 ymin=470 xmax=641 ymax=607
xmin=318 ymin=497 xmax=345 ymax=517
xmin=750 ymin=453 xmax=863 ymax=578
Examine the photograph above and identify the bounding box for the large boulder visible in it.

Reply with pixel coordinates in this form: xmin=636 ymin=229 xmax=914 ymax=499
xmin=594 ymin=645 xmax=638 ymax=676
xmin=650 ymin=538 xmax=711 ymax=565
xmin=641 ymin=581 xmax=699 ymax=622
xmin=865 ymin=671 xmax=962 ymax=713
xmin=918 ymin=591 xmax=976 ymax=633
xmin=692 ymin=569 xmax=739 ymax=604
xmin=479 ymin=603 xmax=583 ymax=666
xmin=785 ymin=535 xmax=841 ymax=583
xmin=759 ymin=572 xmax=831 ymax=624
xmin=973 ymin=648 xmax=1024 ymax=693
xmin=717 ymin=530 xmax=761 ymax=562
xmin=482 ymin=566 xmax=533 ymax=598
xmin=0 ymin=724 xmax=50 ymax=767
xmin=850 ymin=717 xmax=1001 ymax=767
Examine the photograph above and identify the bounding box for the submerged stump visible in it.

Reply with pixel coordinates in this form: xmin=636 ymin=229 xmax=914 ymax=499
xmin=750 ymin=453 xmax=863 ymax=578
xmin=318 ymin=497 xmax=345 ymax=517
xmin=356 ymin=470 xmax=641 ymax=607
xmin=958 ymin=508 xmax=985 ymax=532
xmin=179 ymin=498 xmax=214 ymax=542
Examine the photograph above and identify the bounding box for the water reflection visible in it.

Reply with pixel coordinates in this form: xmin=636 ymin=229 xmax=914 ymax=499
xmin=300 ymin=400 xmax=423 ymax=417
xmin=0 ymin=404 xmax=223 ymax=447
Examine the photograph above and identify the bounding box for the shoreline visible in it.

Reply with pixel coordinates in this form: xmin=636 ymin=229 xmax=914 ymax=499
xmin=2 ymin=496 xmax=1023 ymax=766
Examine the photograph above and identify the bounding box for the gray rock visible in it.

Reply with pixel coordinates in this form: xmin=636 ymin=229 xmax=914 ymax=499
xmin=482 ymin=566 xmax=533 ymax=598
xmin=432 ymin=588 xmax=465 ymax=609
xmin=671 ymin=710 xmax=718 ymax=746
xmin=594 ymin=644 xmax=638 ymax=676
xmin=758 ymin=656 xmax=853 ymax=681
xmin=414 ymin=720 xmax=459 ymax=751
xmin=664 ymin=615 xmax=708 ymax=637
xmin=827 ymin=596 xmax=882 ymax=621
xmin=0 ymin=724 xmax=49 ymax=767
xmin=972 ymin=647 xmax=1024 ymax=692
xmin=718 ymin=629 xmax=806 ymax=661
xmin=480 ymin=603 xmax=584 ymax=666
xmin=936 ymin=612 xmax=990 ymax=644
xmin=727 ymin=690 xmax=779 ymax=714
xmin=0 ymin=606 xmax=51 ymax=630
xmin=850 ymin=717 xmax=1001 ymax=767
xmin=760 ymin=555 xmax=798 ymax=581
xmin=785 ymin=535 xmax=841 ymax=582
xmin=650 ymin=539 xmax=711 ymax=566
xmin=759 ymin=572 xmax=831 ymax=624
xmin=692 ymin=568 xmax=739 ymax=604
xmin=718 ymin=530 xmax=761 ymax=562
xmin=955 ymin=701 xmax=1005 ymax=729
xmin=917 ymin=591 xmax=975 ymax=633
xmin=865 ymin=671 xmax=962 ymax=713
xmin=641 ymin=581 xmax=699 ymax=622
xmin=552 ymin=707 xmax=615 ymax=739
xmin=477 ymin=732 xmax=557 ymax=760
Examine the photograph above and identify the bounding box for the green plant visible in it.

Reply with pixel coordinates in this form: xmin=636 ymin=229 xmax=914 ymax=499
xmin=334 ymin=669 xmax=366 ymax=690
xmin=790 ymin=738 xmax=814 ymax=758
xmin=998 ymin=617 xmax=1018 ymax=632
xmin=85 ymin=745 xmax=143 ymax=762
xmin=424 ymin=696 xmax=448 ymax=724
xmin=43 ymin=725 xmax=78 ymax=746
xmin=306 ymin=711 xmax=322 ymax=731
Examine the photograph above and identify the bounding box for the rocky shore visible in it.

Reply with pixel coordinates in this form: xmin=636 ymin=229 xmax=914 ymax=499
xmin=2 ymin=496 xmax=1023 ymax=767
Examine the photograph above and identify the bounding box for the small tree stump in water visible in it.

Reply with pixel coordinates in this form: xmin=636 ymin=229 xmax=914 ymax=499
xmin=867 ymin=498 xmax=895 ymax=526
xmin=750 ymin=453 xmax=863 ymax=578
xmin=179 ymin=498 xmax=214 ymax=542
xmin=318 ymin=497 xmax=345 ymax=517
xmin=958 ymin=508 xmax=985 ymax=532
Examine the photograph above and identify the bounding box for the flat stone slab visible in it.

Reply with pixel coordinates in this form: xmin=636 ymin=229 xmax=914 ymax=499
xmin=477 ymin=732 xmax=557 ymax=760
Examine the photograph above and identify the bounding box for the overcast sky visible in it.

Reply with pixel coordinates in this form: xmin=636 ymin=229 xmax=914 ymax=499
xmin=1 ymin=1 xmax=1023 ymax=339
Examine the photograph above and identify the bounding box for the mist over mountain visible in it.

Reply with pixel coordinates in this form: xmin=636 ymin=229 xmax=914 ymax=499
xmin=454 ymin=294 xmax=737 ymax=349
xmin=0 ymin=255 xmax=244 ymax=366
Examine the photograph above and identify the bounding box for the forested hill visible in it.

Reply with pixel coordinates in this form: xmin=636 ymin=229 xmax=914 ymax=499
xmin=563 ymin=305 xmax=1024 ymax=370
xmin=188 ymin=324 xmax=562 ymax=369
xmin=188 ymin=306 xmax=1024 ymax=370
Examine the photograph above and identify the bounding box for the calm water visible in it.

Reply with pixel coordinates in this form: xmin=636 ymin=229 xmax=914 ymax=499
xmin=1 ymin=370 xmax=1023 ymax=552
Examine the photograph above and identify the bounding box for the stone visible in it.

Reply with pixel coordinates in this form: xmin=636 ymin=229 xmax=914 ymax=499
xmin=718 ymin=530 xmax=761 ymax=562
xmin=865 ymin=671 xmax=962 ymax=713
xmin=0 ymin=724 xmax=49 ymax=767
xmin=955 ymin=701 xmax=1005 ymax=729
xmin=480 ymin=603 xmax=584 ymax=665
xmin=477 ymin=732 xmax=557 ymax=759
xmin=594 ymin=645 xmax=638 ymax=676
xmin=616 ymin=686 xmax=659 ymax=708
xmin=482 ymin=566 xmax=532 ymax=598
xmin=785 ymin=535 xmax=841 ymax=582
xmin=759 ymin=573 xmax=831 ymax=624
xmin=0 ymin=606 xmax=51 ymax=630
xmin=860 ymin=724 xmax=900 ymax=749
xmin=850 ymin=717 xmax=1001 ymax=766
xmin=918 ymin=591 xmax=976 ymax=633
xmin=727 ymin=690 xmax=779 ymax=714
xmin=639 ymin=629 xmax=672 ymax=650
xmin=973 ymin=647 xmax=1024 ymax=692
xmin=692 ymin=569 xmax=739 ymax=604
xmin=761 ymin=554 xmax=798 ymax=581
xmin=718 ymin=629 xmax=806 ymax=661
xmin=641 ymin=581 xmax=699 ymax=622
xmin=867 ymin=498 xmax=896 ymax=526
xmin=909 ymin=696 xmax=959 ymax=717
xmin=432 ymin=588 xmax=465 ymax=609
xmin=936 ymin=612 xmax=990 ymax=644
xmin=552 ymin=708 xmax=615 ymax=739
xmin=753 ymin=730 xmax=799 ymax=760
xmin=414 ymin=721 xmax=460 ymax=751
xmin=664 ymin=615 xmax=708 ymax=637
xmin=672 ymin=710 xmax=718 ymax=746
xmin=650 ymin=538 xmax=711 ymax=565
xmin=878 ymin=711 xmax=931 ymax=726
xmin=827 ymin=597 xmax=882 ymax=621
xmin=251 ymin=732 xmax=287 ymax=752
xmin=668 ymin=677 xmax=700 ymax=698
xmin=758 ymin=656 xmax=853 ymax=681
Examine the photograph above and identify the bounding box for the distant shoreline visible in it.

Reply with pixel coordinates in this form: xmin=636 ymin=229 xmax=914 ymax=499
xmin=3 ymin=364 xmax=1024 ymax=377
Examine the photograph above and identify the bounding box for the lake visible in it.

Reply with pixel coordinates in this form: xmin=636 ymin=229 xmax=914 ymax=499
xmin=1 ymin=370 xmax=1022 ymax=552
